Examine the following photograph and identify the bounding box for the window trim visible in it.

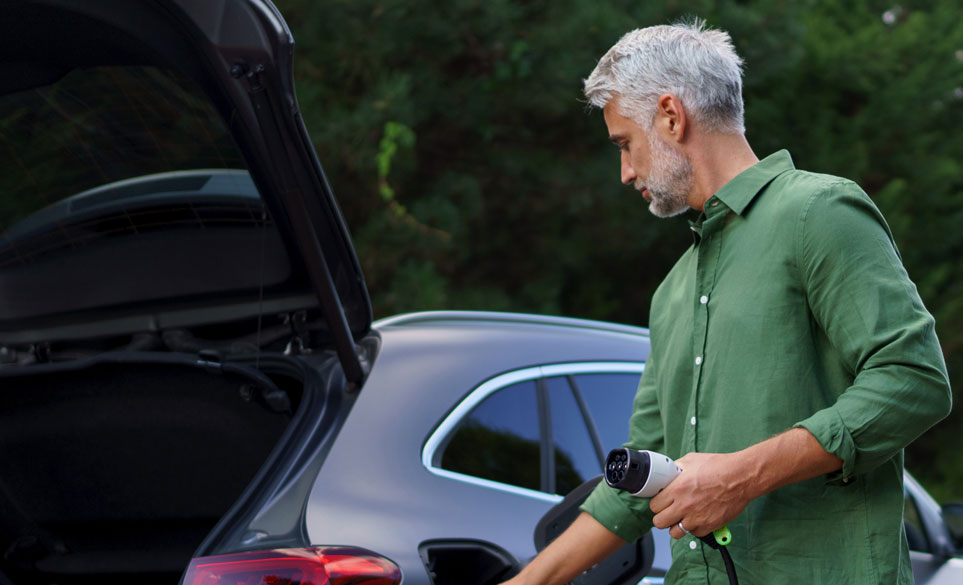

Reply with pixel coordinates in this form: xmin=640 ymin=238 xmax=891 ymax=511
xmin=422 ymin=361 xmax=645 ymax=503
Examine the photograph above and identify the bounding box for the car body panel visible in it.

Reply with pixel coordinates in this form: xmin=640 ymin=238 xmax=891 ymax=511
xmin=305 ymin=313 xmax=654 ymax=582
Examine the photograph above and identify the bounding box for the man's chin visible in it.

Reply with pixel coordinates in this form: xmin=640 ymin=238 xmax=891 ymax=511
xmin=648 ymin=194 xmax=690 ymax=218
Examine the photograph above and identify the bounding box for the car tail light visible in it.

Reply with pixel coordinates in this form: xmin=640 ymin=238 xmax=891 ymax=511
xmin=182 ymin=546 xmax=402 ymax=585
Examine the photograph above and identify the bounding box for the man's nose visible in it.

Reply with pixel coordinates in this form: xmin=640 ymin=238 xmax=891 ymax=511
xmin=621 ymin=158 xmax=637 ymax=185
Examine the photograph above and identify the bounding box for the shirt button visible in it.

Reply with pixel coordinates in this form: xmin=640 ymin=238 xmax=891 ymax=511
xmin=690 ymin=416 xmax=697 ymax=426
xmin=689 ymin=540 xmax=698 ymax=550
xmin=700 ymin=295 xmax=708 ymax=304
xmin=695 ymin=356 xmax=703 ymax=366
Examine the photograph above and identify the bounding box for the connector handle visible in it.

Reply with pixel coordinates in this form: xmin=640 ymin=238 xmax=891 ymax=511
xmin=698 ymin=525 xmax=732 ymax=549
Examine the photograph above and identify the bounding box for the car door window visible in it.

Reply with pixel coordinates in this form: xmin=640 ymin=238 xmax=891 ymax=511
xmin=441 ymin=380 xmax=541 ymax=492
xmin=545 ymin=376 xmax=603 ymax=495
xmin=904 ymin=490 xmax=931 ymax=553
xmin=574 ymin=373 xmax=641 ymax=452
xmin=437 ymin=369 xmax=646 ymax=498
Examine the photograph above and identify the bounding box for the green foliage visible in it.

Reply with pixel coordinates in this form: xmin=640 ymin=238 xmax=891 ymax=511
xmin=376 ymin=120 xmax=416 ymax=207
xmin=276 ymin=0 xmax=963 ymax=498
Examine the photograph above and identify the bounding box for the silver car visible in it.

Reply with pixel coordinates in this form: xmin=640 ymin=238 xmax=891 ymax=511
xmin=0 ymin=2 xmax=959 ymax=585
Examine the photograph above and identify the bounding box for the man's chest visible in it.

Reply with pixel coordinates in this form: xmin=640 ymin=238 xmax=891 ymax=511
xmin=650 ymin=214 xmax=828 ymax=453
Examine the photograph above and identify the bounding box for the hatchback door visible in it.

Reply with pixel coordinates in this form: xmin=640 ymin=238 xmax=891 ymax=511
xmin=0 ymin=0 xmax=371 ymax=384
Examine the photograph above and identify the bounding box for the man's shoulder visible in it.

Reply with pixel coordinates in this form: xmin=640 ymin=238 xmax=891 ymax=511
xmin=771 ymin=167 xmax=862 ymax=197
xmin=755 ymin=168 xmax=870 ymax=219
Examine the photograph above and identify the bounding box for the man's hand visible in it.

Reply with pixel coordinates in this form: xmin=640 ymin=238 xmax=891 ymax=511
xmin=649 ymin=451 xmax=752 ymax=539
xmin=501 ymin=512 xmax=624 ymax=585
xmin=649 ymin=428 xmax=843 ymax=540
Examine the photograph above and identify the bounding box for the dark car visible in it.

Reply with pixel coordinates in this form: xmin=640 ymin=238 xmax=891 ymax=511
xmin=0 ymin=2 xmax=960 ymax=585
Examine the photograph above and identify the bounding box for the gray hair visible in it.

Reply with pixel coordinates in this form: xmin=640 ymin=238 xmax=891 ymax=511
xmin=584 ymin=19 xmax=745 ymax=135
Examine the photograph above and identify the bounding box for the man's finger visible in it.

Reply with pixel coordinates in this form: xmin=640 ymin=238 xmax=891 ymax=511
xmin=649 ymin=489 xmax=672 ymax=514
xmin=651 ymin=506 xmax=681 ymax=531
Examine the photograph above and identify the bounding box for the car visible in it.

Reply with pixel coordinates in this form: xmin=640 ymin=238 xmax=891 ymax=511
xmin=0 ymin=2 xmax=960 ymax=585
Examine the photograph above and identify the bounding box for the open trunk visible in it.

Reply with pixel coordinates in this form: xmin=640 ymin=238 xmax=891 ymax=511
xmin=0 ymin=353 xmax=311 ymax=585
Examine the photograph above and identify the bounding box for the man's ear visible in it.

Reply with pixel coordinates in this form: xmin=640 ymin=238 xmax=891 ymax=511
xmin=655 ymin=93 xmax=687 ymax=143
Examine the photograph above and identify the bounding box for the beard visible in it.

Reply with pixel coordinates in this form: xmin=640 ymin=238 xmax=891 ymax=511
xmin=636 ymin=132 xmax=693 ymax=218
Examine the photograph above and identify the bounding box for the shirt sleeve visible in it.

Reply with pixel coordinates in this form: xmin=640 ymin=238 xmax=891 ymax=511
xmin=792 ymin=180 xmax=952 ymax=483
xmin=580 ymin=343 xmax=664 ymax=542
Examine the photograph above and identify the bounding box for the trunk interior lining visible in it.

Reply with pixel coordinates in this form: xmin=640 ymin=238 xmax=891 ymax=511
xmin=0 ymin=359 xmax=295 ymax=582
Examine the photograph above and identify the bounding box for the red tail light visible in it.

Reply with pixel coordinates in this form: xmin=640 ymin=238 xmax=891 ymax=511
xmin=183 ymin=547 xmax=402 ymax=585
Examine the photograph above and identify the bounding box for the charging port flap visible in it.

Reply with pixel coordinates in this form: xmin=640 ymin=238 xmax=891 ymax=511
xmin=419 ymin=539 xmax=519 ymax=585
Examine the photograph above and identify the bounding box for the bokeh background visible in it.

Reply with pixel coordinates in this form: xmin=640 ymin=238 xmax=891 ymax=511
xmin=273 ymin=0 xmax=962 ymax=500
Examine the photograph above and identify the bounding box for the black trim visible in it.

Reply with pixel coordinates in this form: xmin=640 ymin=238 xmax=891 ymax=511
xmin=535 ymin=378 xmax=554 ymax=495
xmin=567 ymin=375 xmax=605 ymax=468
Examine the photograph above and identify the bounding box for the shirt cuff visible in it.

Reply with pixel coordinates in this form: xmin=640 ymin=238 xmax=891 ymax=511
xmin=579 ymin=480 xmax=654 ymax=542
xmin=794 ymin=407 xmax=857 ymax=486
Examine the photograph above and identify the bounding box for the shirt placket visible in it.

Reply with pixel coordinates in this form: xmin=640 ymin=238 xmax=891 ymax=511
xmin=688 ymin=198 xmax=727 ymax=453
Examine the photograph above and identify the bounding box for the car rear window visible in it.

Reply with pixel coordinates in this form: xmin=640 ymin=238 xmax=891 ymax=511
xmin=0 ymin=66 xmax=261 ymax=266
xmin=0 ymin=65 xmax=305 ymax=326
xmin=0 ymin=65 xmax=250 ymax=257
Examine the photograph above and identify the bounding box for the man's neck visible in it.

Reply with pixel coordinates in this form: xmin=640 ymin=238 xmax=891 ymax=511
xmin=686 ymin=134 xmax=759 ymax=211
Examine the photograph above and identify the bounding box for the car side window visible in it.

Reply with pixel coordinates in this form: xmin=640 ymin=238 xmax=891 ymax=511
xmin=573 ymin=373 xmax=641 ymax=452
xmin=545 ymin=376 xmax=603 ymax=495
xmin=438 ymin=369 xmax=644 ymax=498
xmin=441 ymin=380 xmax=541 ymax=492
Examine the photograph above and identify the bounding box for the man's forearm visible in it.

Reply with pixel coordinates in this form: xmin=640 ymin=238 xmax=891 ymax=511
xmin=738 ymin=427 xmax=843 ymax=499
xmin=650 ymin=427 xmax=843 ymax=538
xmin=504 ymin=512 xmax=625 ymax=585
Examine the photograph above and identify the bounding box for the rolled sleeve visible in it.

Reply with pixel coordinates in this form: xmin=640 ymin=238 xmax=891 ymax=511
xmin=794 ymin=406 xmax=857 ymax=484
xmin=793 ymin=182 xmax=952 ymax=479
xmin=580 ymin=482 xmax=654 ymax=542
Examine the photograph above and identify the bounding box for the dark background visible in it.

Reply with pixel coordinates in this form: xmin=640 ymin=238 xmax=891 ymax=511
xmin=274 ymin=0 xmax=963 ymax=500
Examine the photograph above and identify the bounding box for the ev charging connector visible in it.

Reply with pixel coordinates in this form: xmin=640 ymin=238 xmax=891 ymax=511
xmin=604 ymin=448 xmax=739 ymax=585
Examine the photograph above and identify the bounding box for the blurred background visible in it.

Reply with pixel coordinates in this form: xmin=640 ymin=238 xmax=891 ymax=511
xmin=273 ymin=0 xmax=962 ymax=500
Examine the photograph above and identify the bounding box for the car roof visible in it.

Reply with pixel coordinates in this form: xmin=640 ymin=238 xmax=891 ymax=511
xmin=374 ymin=310 xmax=650 ymax=338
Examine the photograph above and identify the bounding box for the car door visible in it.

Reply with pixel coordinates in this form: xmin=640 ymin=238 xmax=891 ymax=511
xmin=424 ymin=363 xmax=672 ymax=582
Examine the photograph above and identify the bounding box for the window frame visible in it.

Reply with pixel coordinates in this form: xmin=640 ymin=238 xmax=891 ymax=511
xmin=422 ymin=361 xmax=645 ymax=503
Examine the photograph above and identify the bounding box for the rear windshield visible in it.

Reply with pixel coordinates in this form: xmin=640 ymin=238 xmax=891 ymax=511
xmin=0 ymin=66 xmax=254 ymax=263
xmin=0 ymin=65 xmax=300 ymax=325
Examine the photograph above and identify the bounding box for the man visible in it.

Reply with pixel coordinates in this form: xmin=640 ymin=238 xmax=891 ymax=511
xmin=504 ymin=20 xmax=952 ymax=585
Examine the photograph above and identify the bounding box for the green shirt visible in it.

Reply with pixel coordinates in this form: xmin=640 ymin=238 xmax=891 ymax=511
xmin=581 ymin=150 xmax=951 ymax=584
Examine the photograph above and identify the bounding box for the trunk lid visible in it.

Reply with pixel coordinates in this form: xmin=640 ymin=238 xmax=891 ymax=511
xmin=0 ymin=0 xmax=371 ymax=383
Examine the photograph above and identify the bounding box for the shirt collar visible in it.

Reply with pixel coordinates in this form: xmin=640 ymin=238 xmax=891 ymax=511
xmin=712 ymin=150 xmax=795 ymax=216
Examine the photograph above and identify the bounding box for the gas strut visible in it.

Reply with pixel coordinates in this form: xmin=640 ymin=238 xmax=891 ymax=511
xmin=604 ymin=448 xmax=739 ymax=585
